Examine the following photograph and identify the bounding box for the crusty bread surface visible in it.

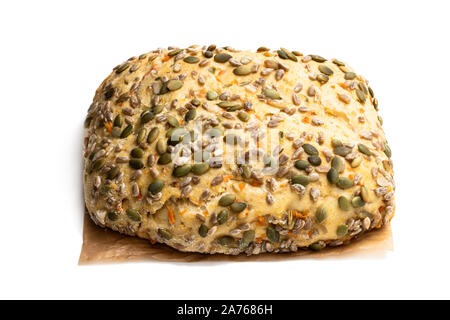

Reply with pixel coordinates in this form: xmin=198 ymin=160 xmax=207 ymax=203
xmin=83 ymin=45 xmax=395 ymax=255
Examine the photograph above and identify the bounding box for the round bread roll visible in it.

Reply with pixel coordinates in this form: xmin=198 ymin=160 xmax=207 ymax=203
xmin=83 ymin=45 xmax=395 ymax=255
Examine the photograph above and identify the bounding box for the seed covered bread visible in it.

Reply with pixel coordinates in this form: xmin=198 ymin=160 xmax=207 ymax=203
xmin=83 ymin=45 xmax=395 ymax=255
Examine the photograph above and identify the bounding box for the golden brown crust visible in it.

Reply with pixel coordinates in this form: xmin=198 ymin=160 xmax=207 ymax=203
xmin=83 ymin=45 xmax=395 ymax=255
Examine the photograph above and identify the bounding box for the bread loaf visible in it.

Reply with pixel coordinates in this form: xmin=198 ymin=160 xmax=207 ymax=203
xmin=83 ymin=45 xmax=395 ymax=255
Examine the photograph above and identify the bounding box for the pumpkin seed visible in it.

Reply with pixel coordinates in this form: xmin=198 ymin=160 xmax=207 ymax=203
xmin=219 ymin=194 xmax=236 ymax=206
xmin=157 ymin=153 xmax=172 ymax=165
xmin=207 ymin=90 xmax=218 ymax=100
xmin=277 ymin=50 xmax=288 ymax=59
xmin=356 ymin=89 xmax=366 ymax=103
xmin=156 ymin=139 xmax=167 ymax=154
xmin=240 ymin=164 xmax=252 ymax=179
xmin=104 ymin=87 xmax=114 ymax=100
xmin=158 ymin=228 xmax=172 ymax=240
xmin=262 ymin=88 xmax=281 ymax=100
xmin=318 ymin=65 xmax=333 ymax=75
xmin=214 ymin=53 xmax=232 ymax=63
xmin=230 ymin=202 xmax=247 ymax=213
xmin=113 ymin=114 xmax=123 ymax=127
xmin=310 ymin=55 xmax=326 ymax=62
xmin=192 ymin=163 xmax=209 ymax=175
xmin=332 ymin=59 xmax=345 ymax=66
xmin=173 ymin=164 xmax=192 ymax=177
xmin=204 ymin=50 xmax=213 ymax=58
xmin=107 ymin=166 xmax=120 ymax=180
xmin=257 ymin=46 xmax=270 ymax=52
xmin=360 ymin=186 xmax=371 ymax=203
xmin=120 ymin=125 xmax=133 ymax=139
xmin=89 ymin=158 xmax=106 ymax=173
xmin=111 ymin=127 xmax=121 ymax=137
xmin=130 ymin=147 xmax=144 ymax=158
xmin=148 ymin=180 xmax=164 ymax=194
xmin=99 ymin=183 xmax=111 ymax=195
xmin=223 ymin=134 xmax=241 ymax=145
xmin=266 ymin=225 xmax=280 ymax=242
xmin=159 ymin=82 xmax=169 ymax=95
xmin=217 ymin=210 xmax=228 ymax=225
xmin=129 ymin=159 xmax=144 ymax=169
xmin=136 ymin=128 xmax=147 ymax=144
xmin=384 ymin=143 xmax=392 ymax=158
xmin=167 ymin=79 xmax=183 ymax=91
xmin=334 ymin=146 xmax=352 ymax=156
xmin=198 ymin=224 xmax=209 ymax=238
xmin=84 ymin=117 xmax=92 ymax=128
xmin=227 ymin=105 xmax=242 ymax=112
xmin=358 ymin=143 xmax=372 ymax=156
xmin=373 ymin=98 xmax=378 ymax=109
xmin=338 ymin=196 xmax=351 ymax=211
xmin=316 ymin=74 xmax=329 ymax=83
xmin=351 ymin=196 xmax=365 ymax=208
xmin=327 ymin=168 xmax=339 ymax=184
xmin=331 ymin=157 xmax=343 ymax=172
xmin=302 ymin=143 xmax=318 ymax=155
xmin=294 ymin=160 xmax=310 ymax=170
xmin=308 ymin=155 xmax=322 ymax=166
xmin=233 ymin=65 xmax=251 ymax=76
xmin=168 ymin=48 xmax=182 ymax=56
xmin=141 ymin=111 xmax=154 ymax=124
xmin=331 ymin=139 xmax=343 ymax=148
xmin=281 ymin=47 xmax=297 ymax=62
xmin=315 ymin=206 xmax=327 ymax=223
xmin=337 ymin=224 xmax=348 ymax=237
xmin=218 ymin=236 xmax=234 ymax=246
xmin=336 ymin=177 xmax=354 ymax=189
xmin=185 ymin=109 xmax=196 ymax=122
xmin=310 ymin=242 xmax=325 ymax=251
xmin=183 ymin=56 xmax=200 ymax=64
xmin=147 ymin=127 xmax=160 ymax=144
xmin=126 ymin=209 xmax=141 ymax=222
xmin=217 ymin=101 xmax=239 ymax=109
xmin=194 ymin=150 xmax=211 ymax=162
xmin=344 ymin=72 xmax=356 ymax=80
xmin=239 ymin=230 xmax=255 ymax=249
xmin=291 ymin=174 xmax=310 ymax=186
xmin=237 ymin=111 xmax=250 ymax=122
xmin=152 ymin=104 xmax=164 ymax=114
xmin=166 ymin=115 xmax=179 ymax=128
xmin=116 ymin=63 xmax=129 ymax=74
xmin=107 ymin=211 xmax=119 ymax=221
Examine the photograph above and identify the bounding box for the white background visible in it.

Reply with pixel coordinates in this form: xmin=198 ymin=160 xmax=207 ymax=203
xmin=1 ymin=0 xmax=449 ymax=299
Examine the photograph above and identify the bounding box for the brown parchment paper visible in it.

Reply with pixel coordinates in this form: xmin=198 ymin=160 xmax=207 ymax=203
xmin=78 ymin=210 xmax=393 ymax=265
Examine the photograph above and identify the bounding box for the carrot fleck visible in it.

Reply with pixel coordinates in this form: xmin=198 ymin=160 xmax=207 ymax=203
xmin=256 ymin=237 xmax=263 ymax=243
xmin=238 ymin=182 xmax=246 ymax=191
xmin=167 ymin=206 xmax=175 ymax=224
xmin=104 ymin=122 xmax=112 ymax=134
xmin=250 ymin=180 xmax=263 ymax=187
xmin=257 ymin=216 xmax=265 ymax=226
xmin=302 ymin=117 xmax=310 ymax=124
xmin=223 ymin=175 xmax=233 ymax=182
